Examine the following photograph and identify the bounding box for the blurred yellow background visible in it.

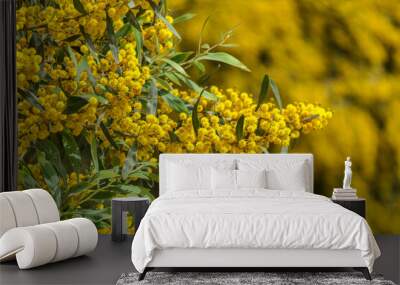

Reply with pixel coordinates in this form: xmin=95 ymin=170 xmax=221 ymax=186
xmin=169 ymin=0 xmax=400 ymax=233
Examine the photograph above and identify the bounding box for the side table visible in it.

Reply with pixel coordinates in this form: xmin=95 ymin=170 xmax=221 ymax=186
xmin=112 ymin=197 xmax=150 ymax=242
xmin=331 ymin=198 xmax=366 ymax=218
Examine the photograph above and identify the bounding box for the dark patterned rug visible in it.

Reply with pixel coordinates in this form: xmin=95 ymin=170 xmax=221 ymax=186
xmin=116 ymin=272 xmax=396 ymax=285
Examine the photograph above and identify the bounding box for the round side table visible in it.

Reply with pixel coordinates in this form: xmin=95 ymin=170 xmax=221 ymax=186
xmin=111 ymin=197 xmax=150 ymax=242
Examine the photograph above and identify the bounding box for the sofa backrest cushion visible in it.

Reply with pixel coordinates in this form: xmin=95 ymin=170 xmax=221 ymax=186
xmin=0 ymin=189 xmax=60 ymax=238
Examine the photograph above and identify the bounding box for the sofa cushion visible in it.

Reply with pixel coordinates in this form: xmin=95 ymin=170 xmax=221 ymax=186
xmin=0 ymin=218 xmax=97 ymax=269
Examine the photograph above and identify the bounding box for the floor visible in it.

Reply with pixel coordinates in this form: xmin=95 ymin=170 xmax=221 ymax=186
xmin=0 ymin=235 xmax=399 ymax=285
xmin=0 ymin=235 xmax=134 ymax=285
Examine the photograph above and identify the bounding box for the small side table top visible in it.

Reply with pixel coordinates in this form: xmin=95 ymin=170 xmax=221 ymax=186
xmin=331 ymin=198 xmax=366 ymax=218
xmin=111 ymin=197 xmax=150 ymax=242
xmin=331 ymin=197 xmax=365 ymax=200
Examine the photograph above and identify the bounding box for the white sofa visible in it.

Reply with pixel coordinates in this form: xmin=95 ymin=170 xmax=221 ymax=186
xmin=0 ymin=189 xmax=98 ymax=269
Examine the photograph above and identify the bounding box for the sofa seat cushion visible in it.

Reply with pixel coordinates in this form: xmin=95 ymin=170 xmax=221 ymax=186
xmin=0 ymin=218 xmax=98 ymax=269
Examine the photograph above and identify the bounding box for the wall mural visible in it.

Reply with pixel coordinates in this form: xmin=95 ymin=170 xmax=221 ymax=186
xmin=21 ymin=0 xmax=400 ymax=234
xmin=170 ymin=0 xmax=400 ymax=234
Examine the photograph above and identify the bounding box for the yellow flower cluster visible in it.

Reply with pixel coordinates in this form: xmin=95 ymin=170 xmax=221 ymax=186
xmin=125 ymin=86 xmax=332 ymax=161
xmin=143 ymin=13 xmax=175 ymax=54
xmin=16 ymin=0 xmax=130 ymax=41
xmin=158 ymin=88 xmax=331 ymax=154
xmin=283 ymin=103 xmax=331 ymax=135
xmin=68 ymin=172 xmax=86 ymax=186
xmin=18 ymin=87 xmax=67 ymax=152
xmin=16 ymin=1 xmax=154 ymax=153
xmin=16 ymin=47 xmax=41 ymax=88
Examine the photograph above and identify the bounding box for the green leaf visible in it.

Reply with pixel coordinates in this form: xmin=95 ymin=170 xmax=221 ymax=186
xmin=173 ymin=13 xmax=196 ymax=24
xmin=68 ymin=180 xmax=95 ymax=194
xmin=198 ymin=16 xmax=211 ymax=52
xmin=270 ymin=78 xmax=283 ymax=110
xmin=106 ymin=12 xmax=116 ymax=44
xmin=19 ymin=162 xmax=39 ymax=189
xmin=64 ymin=96 xmax=88 ymax=114
xmin=90 ymin=135 xmax=99 ymax=173
xmin=255 ymin=119 xmax=264 ymax=136
xmin=106 ymin=11 xmax=119 ymax=64
xmin=76 ymin=56 xmax=96 ymax=86
xmin=197 ymin=52 xmax=250 ymax=72
xmin=93 ymin=169 xmax=119 ymax=180
xmin=37 ymin=139 xmax=67 ymax=182
xmin=219 ymin=43 xmax=239 ymax=48
xmin=173 ymin=73 xmax=217 ymax=101
xmin=18 ymin=88 xmax=44 ymax=111
xmin=90 ymin=191 xmax=117 ymax=200
xmin=155 ymin=77 xmax=172 ymax=90
xmin=100 ymin=122 xmax=118 ymax=149
xmin=110 ymin=44 xmax=119 ymax=64
xmin=76 ymin=56 xmax=88 ymax=81
xmin=170 ymin=51 xmax=193 ymax=63
xmin=29 ymin=31 xmax=43 ymax=54
xmin=169 ymin=131 xmax=180 ymax=142
xmin=236 ymin=115 xmax=245 ymax=141
xmin=117 ymin=185 xmax=142 ymax=195
xmin=63 ymin=34 xmax=81 ymax=42
xmin=193 ymin=61 xmax=206 ymax=74
xmin=73 ymin=0 xmax=87 ymax=14
xmin=147 ymin=0 xmax=160 ymax=12
xmin=146 ymin=79 xmax=158 ymax=115
xmin=164 ymin=72 xmax=182 ymax=86
xmin=159 ymin=0 xmax=167 ymax=15
xmin=256 ymin=74 xmax=270 ymax=111
xmin=192 ymin=93 xmax=202 ymax=137
xmin=66 ymin=46 xmax=78 ymax=68
xmin=77 ymin=56 xmax=96 ymax=87
xmin=55 ymin=47 xmax=65 ymax=64
xmin=160 ymin=58 xmax=188 ymax=76
xmin=197 ymin=73 xmax=211 ymax=86
xmin=92 ymin=188 xmax=118 ymax=201
xmin=79 ymin=25 xmax=98 ymax=62
xmin=132 ymin=27 xmax=143 ymax=63
xmin=154 ymin=10 xmax=181 ymax=40
xmin=37 ymin=152 xmax=62 ymax=208
xmin=161 ymin=91 xmax=189 ymax=114
xmin=122 ymin=144 xmax=137 ymax=180
xmin=116 ymin=23 xmax=132 ymax=39
xmin=126 ymin=10 xmax=141 ymax=31
xmin=62 ymin=130 xmax=82 ymax=174
xmin=138 ymin=186 xmax=155 ymax=200
xmin=43 ymin=34 xmax=58 ymax=47
xmin=129 ymin=171 xmax=152 ymax=180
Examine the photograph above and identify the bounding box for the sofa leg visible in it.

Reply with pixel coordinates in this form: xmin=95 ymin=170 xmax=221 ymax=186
xmin=138 ymin=268 xmax=148 ymax=281
xmin=354 ymin=267 xmax=371 ymax=280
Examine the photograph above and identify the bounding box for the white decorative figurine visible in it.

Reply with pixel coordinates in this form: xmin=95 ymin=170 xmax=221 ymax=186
xmin=343 ymin=156 xmax=352 ymax=189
